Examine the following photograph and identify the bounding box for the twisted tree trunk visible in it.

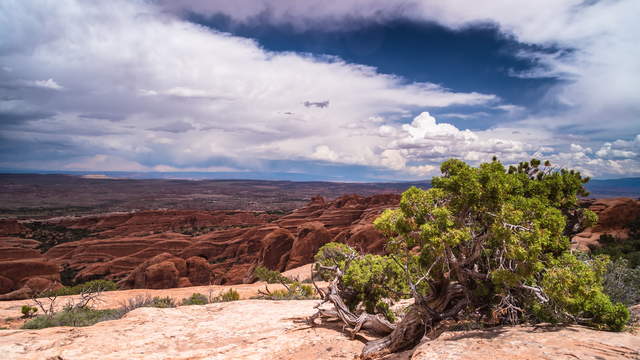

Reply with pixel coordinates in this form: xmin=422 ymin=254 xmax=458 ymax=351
xmin=361 ymin=304 xmax=430 ymax=359
xmin=310 ymin=263 xmax=468 ymax=359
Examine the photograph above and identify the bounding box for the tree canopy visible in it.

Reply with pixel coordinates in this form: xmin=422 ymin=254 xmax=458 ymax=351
xmin=310 ymin=158 xmax=629 ymax=359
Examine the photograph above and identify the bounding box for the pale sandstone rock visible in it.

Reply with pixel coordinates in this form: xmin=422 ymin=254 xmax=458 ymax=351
xmin=0 ymin=293 xmax=637 ymax=360
xmin=412 ymin=324 xmax=640 ymax=360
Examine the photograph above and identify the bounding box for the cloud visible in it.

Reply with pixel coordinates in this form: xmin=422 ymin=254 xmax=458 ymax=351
xmin=25 ymin=78 xmax=63 ymax=90
xmin=378 ymin=112 xmax=544 ymax=166
xmin=0 ymin=0 xmax=637 ymax=179
xmin=311 ymin=145 xmax=339 ymax=162
xmin=0 ymin=0 xmax=498 ymax=177
xmin=161 ymin=0 xmax=640 ymax=140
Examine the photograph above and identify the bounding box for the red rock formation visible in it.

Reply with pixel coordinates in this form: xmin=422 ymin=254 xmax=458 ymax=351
xmin=3 ymin=194 xmax=638 ymax=297
xmin=0 ymin=237 xmax=61 ymax=299
xmin=258 ymin=227 xmax=296 ymax=272
xmin=0 ymin=194 xmax=400 ymax=295
xmin=286 ymin=222 xmax=331 ymax=270
xmin=0 ymin=220 xmax=27 ymax=235
xmin=0 ymin=259 xmax=61 ymax=300
xmin=572 ymin=198 xmax=640 ymax=250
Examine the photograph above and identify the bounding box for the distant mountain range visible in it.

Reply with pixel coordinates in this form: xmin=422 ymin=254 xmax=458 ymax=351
xmin=584 ymin=178 xmax=640 ymax=198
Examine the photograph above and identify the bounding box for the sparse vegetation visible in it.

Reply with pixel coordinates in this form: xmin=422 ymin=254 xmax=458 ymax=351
xmin=42 ymin=279 xmax=118 ymax=297
xmin=215 ymin=288 xmax=240 ymax=302
xmin=181 ymin=293 xmax=209 ymax=305
xmin=147 ymin=296 xmax=177 ymax=308
xmin=117 ymin=295 xmax=176 ymax=313
xmin=253 ymin=266 xmax=316 ymax=300
xmin=602 ymin=258 xmax=640 ymax=306
xmin=23 ymin=293 xmax=184 ymax=330
xmin=23 ymin=222 xmax=93 ymax=252
xmin=22 ymin=306 xmax=120 ymax=329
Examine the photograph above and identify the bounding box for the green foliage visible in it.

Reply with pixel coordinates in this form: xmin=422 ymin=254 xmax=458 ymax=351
xmin=43 ymin=279 xmax=118 ymax=297
xmin=314 ymin=242 xmax=358 ymax=281
xmin=254 ymin=266 xmax=291 ymax=284
xmin=213 ymin=288 xmax=240 ymax=302
xmin=342 ymin=254 xmax=408 ymax=321
xmin=181 ymin=293 xmax=208 ymax=306
xmin=148 ymin=296 xmax=177 ymax=308
xmin=314 ymin=242 xmax=407 ymax=321
xmin=22 ymin=307 xmax=120 ymax=329
xmin=20 ymin=305 xmax=38 ymax=318
xmin=369 ymin=158 xmax=628 ymax=331
xmin=536 ymin=253 xmax=629 ymax=330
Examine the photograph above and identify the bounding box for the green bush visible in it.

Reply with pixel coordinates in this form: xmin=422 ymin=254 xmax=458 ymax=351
xmin=315 ymin=243 xmax=408 ymax=321
xmin=254 ymin=266 xmax=291 ymax=284
xmin=253 ymin=265 xmax=316 ymax=301
xmin=535 ymin=253 xmax=629 ymax=330
xmin=214 ymin=288 xmax=240 ymax=302
xmin=22 ymin=307 xmax=120 ymax=329
xmin=43 ymin=279 xmax=118 ymax=297
xmin=21 ymin=305 xmax=38 ymax=318
xmin=182 ymin=293 xmax=208 ymax=306
xmin=148 ymin=296 xmax=176 ymax=308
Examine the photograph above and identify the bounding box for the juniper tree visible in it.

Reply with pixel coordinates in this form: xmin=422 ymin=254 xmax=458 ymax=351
xmin=310 ymin=158 xmax=628 ymax=359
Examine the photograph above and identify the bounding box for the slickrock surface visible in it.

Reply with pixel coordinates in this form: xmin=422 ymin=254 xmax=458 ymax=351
xmin=412 ymin=325 xmax=640 ymax=360
xmin=0 ymin=298 xmax=638 ymax=360
xmin=0 ymin=279 xmax=303 ymax=323
xmin=0 ymin=300 xmax=367 ymax=360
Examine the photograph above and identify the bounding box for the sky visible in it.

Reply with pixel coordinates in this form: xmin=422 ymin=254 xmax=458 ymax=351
xmin=1 ymin=0 xmax=639 ymax=181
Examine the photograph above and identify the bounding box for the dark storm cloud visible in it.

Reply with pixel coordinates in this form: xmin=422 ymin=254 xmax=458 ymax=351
xmin=0 ymin=110 xmax=56 ymax=124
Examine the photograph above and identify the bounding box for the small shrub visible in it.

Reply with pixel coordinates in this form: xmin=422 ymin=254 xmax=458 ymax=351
xmin=254 ymin=266 xmax=290 ymax=284
xmin=43 ymin=279 xmax=118 ymax=297
xmin=214 ymin=288 xmax=240 ymax=302
xmin=21 ymin=305 xmax=38 ymax=318
xmin=603 ymin=258 xmax=640 ymax=306
xmin=182 ymin=293 xmax=208 ymax=306
xmin=22 ymin=307 xmax=120 ymax=329
xmin=116 ymin=295 xmax=177 ymax=315
xmin=149 ymin=296 xmax=176 ymax=308
xmin=253 ymin=265 xmax=316 ymax=300
xmin=254 ymin=282 xmax=316 ymax=300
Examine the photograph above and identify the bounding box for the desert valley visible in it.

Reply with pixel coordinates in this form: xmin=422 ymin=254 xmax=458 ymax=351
xmin=1 ymin=175 xmax=639 ymax=359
